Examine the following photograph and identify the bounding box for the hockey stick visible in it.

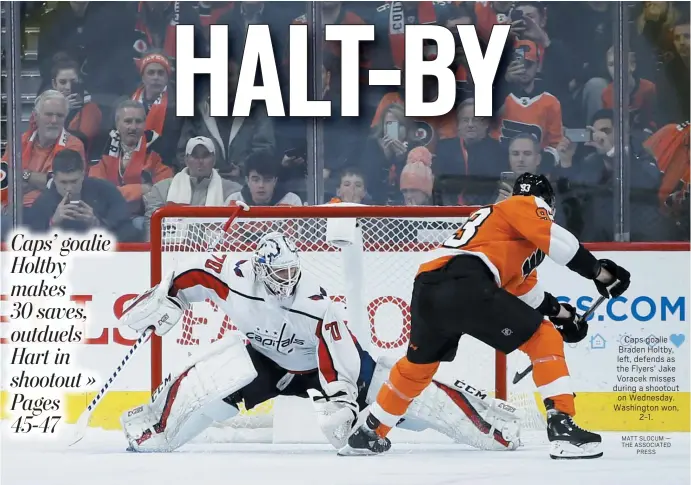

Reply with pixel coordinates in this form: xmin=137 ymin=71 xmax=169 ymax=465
xmin=67 ymin=326 xmax=154 ymax=446
xmin=512 ymin=295 xmax=607 ymax=385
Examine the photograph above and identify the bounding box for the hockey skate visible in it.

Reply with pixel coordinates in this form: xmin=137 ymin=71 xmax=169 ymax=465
xmin=338 ymin=414 xmax=391 ymax=456
xmin=546 ymin=400 xmax=602 ymax=459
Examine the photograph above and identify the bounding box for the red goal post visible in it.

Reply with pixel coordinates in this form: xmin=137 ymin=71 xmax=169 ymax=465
xmin=149 ymin=204 xmax=507 ymax=400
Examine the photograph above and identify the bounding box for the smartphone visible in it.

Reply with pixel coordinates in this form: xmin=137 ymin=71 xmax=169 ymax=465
xmin=510 ymin=9 xmax=524 ymax=23
xmin=513 ymin=49 xmax=526 ymax=65
xmin=385 ymin=121 xmax=400 ymax=141
xmin=564 ymin=128 xmax=591 ymax=143
xmin=69 ymin=200 xmax=81 ymax=205
xmin=70 ymin=80 xmax=85 ymax=98
xmin=500 ymin=171 xmax=517 ymax=185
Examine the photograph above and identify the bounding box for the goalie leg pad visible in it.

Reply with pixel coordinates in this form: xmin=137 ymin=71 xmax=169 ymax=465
xmin=121 ymin=333 xmax=256 ymax=452
xmin=365 ymin=355 xmax=398 ymax=405
xmin=424 ymin=381 xmax=522 ymax=450
xmin=366 ymin=356 xmax=522 ymax=450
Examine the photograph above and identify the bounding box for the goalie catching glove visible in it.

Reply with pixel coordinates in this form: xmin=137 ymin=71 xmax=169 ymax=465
xmin=120 ymin=271 xmax=188 ymax=336
xmin=308 ymin=384 xmax=360 ymax=449
xmin=550 ymin=303 xmax=588 ymax=343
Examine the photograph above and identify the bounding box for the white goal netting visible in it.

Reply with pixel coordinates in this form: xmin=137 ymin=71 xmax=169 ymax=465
xmin=153 ymin=207 xmax=546 ymax=443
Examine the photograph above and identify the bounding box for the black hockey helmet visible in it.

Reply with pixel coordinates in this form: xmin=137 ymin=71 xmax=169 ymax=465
xmin=512 ymin=173 xmax=556 ymax=211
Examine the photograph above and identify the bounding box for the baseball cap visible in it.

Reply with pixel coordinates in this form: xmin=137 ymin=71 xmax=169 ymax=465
xmin=185 ymin=136 xmax=215 ymax=155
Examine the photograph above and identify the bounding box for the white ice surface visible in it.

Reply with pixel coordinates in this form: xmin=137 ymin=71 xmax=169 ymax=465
xmin=1 ymin=428 xmax=689 ymax=485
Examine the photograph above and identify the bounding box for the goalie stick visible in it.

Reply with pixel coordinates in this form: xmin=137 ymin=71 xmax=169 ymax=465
xmin=68 ymin=203 xmax=249 ymax=446
xmin=66 ymin=202 xmax=250 ymax=447
xmin=512 ymin=295 xmax=607 ymax=385
xmin=68 ymin=326 xmax=154 ymax=446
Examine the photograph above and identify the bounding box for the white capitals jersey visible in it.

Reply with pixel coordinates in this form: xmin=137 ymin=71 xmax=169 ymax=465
xmin=168 ymin=253 xmax=364 ymax=399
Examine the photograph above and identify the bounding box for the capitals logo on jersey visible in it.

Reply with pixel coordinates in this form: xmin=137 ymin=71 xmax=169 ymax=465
xmin=246 ymin=323 xmax=306 ymax=354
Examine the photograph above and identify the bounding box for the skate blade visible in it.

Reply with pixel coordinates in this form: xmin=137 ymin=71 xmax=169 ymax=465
xmin=549 ymin=440 xmax=603 ymax=460
xmin=337 ymin=444 xmax=382 ymax=456
xmin=126 ymin=443 xmax=163 ymax=453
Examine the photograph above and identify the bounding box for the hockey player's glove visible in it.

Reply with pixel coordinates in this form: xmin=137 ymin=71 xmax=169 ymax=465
xmin=594 ymin=259 xmax=630 ymax=299
xmin=550 ymin=304 xmax=588 ymax=343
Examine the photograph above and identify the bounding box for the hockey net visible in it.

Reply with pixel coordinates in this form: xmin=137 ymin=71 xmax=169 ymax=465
xmin=150 ymin=204 xmax=546 ymax=443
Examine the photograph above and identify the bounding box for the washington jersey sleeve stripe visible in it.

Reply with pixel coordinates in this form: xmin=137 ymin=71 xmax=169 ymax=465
xmin=171 ymin=269 xmax=231 ymax=300
xmin=315 ymin=304 xmax=362 ymax=399
xmin=315 ymin=320 xmax=338 ymax=383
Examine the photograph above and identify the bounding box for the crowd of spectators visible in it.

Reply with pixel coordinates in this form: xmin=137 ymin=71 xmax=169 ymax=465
xmin=1 ymin=1 xmax=689 ymax=243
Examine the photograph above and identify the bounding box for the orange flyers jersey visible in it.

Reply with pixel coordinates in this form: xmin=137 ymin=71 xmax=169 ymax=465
xmin=644 ymin=121 xmax=690 ymax=206
xmin=492 ymin=92 xmax=563 ymax=149
xmin=419 ymin=196 xmax=580 ymax=305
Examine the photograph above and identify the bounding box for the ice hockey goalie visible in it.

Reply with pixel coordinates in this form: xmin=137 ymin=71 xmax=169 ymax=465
xmin=118 ymin=232 xmax=526 ymax=453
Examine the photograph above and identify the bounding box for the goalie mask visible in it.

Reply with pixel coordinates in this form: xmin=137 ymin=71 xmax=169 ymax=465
xmin=252 ymin=232 xmax=301 ymax=299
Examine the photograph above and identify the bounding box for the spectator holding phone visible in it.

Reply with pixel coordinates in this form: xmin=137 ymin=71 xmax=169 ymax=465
xmin=498 ymin=133 xmax=577 ymax=229
xmin=507 ymin=3 xmax=574 ymax=117
xmin=496 ymin=133 xmax=543 ymax=203
xmin=44 ymin=54 xmax=102 ymax=156
xmin=493 ymin=39 xmax=564 ymax=167
xmin=570 ymin=109 xmax=664 ymax=241
xmin=27 ymin=149 xmax=138 ymax=241
xmin=359 ymin=103 xmax=413 ymax=204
